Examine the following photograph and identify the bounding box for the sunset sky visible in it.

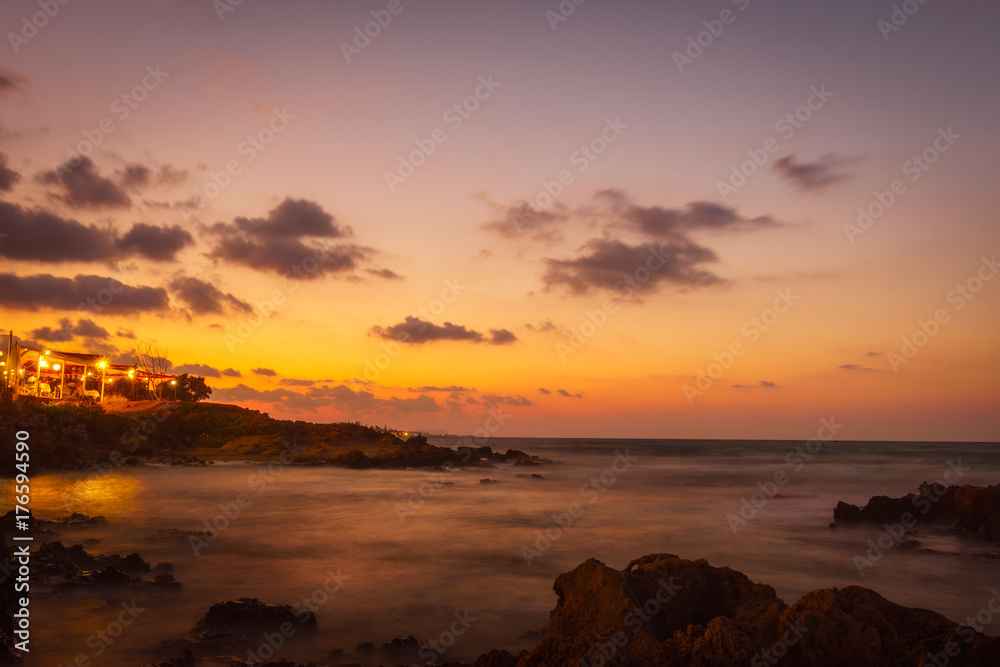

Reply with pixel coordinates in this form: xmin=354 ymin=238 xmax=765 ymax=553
xmin=1 ymin=0 xmax=998 ymax=440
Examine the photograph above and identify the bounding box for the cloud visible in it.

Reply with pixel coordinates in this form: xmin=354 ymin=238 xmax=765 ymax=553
xmin=30 ymin=318 xmax=111 ymax=342
xmin=252 ymin=367 xmax=277 ymax=376
xmin=119 ymin=163 xmax=189 ymax=190
xmin=212 ymin=383 xmax=442 ymax=415
xmin=39 ymin=157 xmax=131 ymax=209
xmin=733 ymin=381 xmax=778 ymax=389
xmin=509 ymin=191 xmax=780 ymax=296
xmin=116 ymin=328 xmax=137 ymax=339
xmin=169 ymin=275 xmax=250 ymax=315
xmin=0 ymin=201 xmax=192 ymax=263
xmin=232 ymin=197 xmax=348 ymax=239
xmin=482 ymin=394 xmax=533 ymax=407
xmin=370 ymin=316 xmax=519 ymax=345
xmin=538 ymin=388 xmax=551 ymax=394
xmin=542 ymin=237 xmax=721 ymax=296
xmin=839 ymin=364 xmax=875 ymax=372
xmin=408 ymin=385 xmax=472 ymax=392
xmin=0 ymin=151 xmax=21 ymax=191
xmin=0 ymin=273 xmax=169 ymax=313
xmin=366 ymin=268 xmax=404 ymax=280
xmin=280 ymin=378 xmax=315 ymax=387
xmin=207 ymin=235 xmax=372 ymax=279
xmin=526 ymin=320 xmax=560 ymax=333
xmin=602 ymin=192 xmax=776 ymax=237
xmin=205 ymin=198 xmax=394 ymax=280
xmin=479 ymin=200 xmax=573 ymax=242
xmin=760 ymin=381 xmax=777 ymax=388
xmin=772 ymin=154 xmax=855 ymax=191
xmin=221 ymin=368 xmax=242 ymax=377
xmin=487 ymin=328 xmax=518 ymax=345
xmin=116 ymin=223 xmax=194 ymax=261
xmin=556 ymin=388 xmax=583 ymax=398
xmin=0 ymin=71 xmax=26 ymax=93
xmin=0 ymin=201 xmax=116 ymax=262
xmin=865 ymin=352 xmax=883 ymax=357
xmin=174 ymin=363 xmax=222 ymax=378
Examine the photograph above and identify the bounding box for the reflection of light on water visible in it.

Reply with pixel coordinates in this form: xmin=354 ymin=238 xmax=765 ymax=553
xmin=1 ymin=474 xmax=141 ymax=519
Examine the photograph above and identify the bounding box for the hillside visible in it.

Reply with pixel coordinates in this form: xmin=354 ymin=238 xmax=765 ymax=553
xmin=0 ymin=399 xmax=544 ymax=473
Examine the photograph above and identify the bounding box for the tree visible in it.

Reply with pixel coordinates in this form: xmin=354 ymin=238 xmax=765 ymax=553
xmin=133 ymin=340 xmax=170 ymax=399
xmin=166 ymin=374 xmax=212 ymax=402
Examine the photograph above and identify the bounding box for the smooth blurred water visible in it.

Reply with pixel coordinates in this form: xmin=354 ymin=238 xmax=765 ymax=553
xmin=7 ymin=438 xmax=1000 ymax=666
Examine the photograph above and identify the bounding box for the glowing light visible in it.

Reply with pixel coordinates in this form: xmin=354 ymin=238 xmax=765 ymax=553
xmin=53 ymin=364 xmax=61 ymax=371
xmin=39 ymin=359 xmax=48 ymax=368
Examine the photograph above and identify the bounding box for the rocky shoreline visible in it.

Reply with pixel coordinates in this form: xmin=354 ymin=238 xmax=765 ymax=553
xmin=123 ymin=553 xmax=1000 ymax=666
xmin=0 ymin=401 xmax=549 ymax=474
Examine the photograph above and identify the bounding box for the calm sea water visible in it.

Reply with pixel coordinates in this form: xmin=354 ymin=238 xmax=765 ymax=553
xmin=7 ymin=438 xmax=1000 ymax=666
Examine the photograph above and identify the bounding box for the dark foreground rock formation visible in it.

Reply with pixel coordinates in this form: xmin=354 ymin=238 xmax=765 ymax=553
xmin=833 ymin=481 xmax=1000 ymax=541
xmin=519 ymin=553 xmax=1000 ymax=667
xmin=146 ymin=554 xmax=1000 ymax=667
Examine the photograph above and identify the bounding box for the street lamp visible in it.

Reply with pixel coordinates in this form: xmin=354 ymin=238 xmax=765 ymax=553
xmin=170 ymin=379 xmax=177 ymax=401
xmin=98 ymin=360 xmax=107 ymax=402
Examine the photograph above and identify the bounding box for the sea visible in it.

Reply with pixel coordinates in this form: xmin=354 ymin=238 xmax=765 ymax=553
xmin=7 ymin=437 xmax=1000 ymax=666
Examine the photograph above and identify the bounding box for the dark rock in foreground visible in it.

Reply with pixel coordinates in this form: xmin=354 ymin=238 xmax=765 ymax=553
xmin=161 ymin=597 xmax=316 ymax=657
xmin=519 ymin=553 xmax=1000 ymax=667
xmin=833 ymin=481 xmax=1000 ymax=540
xmin=30 ymin=541 xmax=178 ymax=590
xmin=194 ymin=597 xmax=317 ymax=636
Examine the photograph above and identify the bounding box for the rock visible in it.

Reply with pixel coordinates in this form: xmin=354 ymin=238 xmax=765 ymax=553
xmin=380 ymin=634 xmax=420 ymax=656
xmin=474 ymin=649 xmax=527 ymax=666
xmin=832 ymin=483 xmax=1000 ymax=541
xmin=519 ymin=553 xmax=1000 ymax=666
xmin=150 ymin=648 xmax=197 ymax=667
xmin=193 ymin=597 xmax=317 ymax=636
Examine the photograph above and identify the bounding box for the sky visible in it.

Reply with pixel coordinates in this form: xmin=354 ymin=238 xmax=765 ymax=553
xmin=1 ymin=0 xmax=998 ymax=441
